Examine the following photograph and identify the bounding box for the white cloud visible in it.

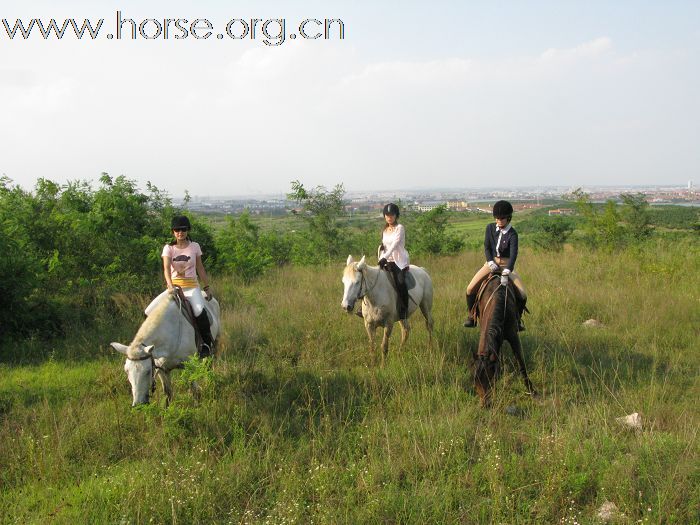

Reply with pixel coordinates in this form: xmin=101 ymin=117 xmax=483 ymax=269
xmin=0 ymin=34 xmax=697 ymax=194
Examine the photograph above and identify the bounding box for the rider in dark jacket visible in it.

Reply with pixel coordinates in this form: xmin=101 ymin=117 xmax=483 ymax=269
xmin=463 ymin=200 xmax=527 ymax=330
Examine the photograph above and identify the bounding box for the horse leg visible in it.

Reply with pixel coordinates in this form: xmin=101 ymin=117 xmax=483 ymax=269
xmin=399 ymin=319 xmax=410 ymax=348
xmin=157 ymin=370 xmax=173 ymax=407
xmin=508 ymin=333 xmax=537 ymax=396
xmin=420 ymin=299 xmax=434 ymax=348
xmin=365 ymin=321 xmax=378 ymax=364
xmin=381 ymin=324 xmax=394 ymax=366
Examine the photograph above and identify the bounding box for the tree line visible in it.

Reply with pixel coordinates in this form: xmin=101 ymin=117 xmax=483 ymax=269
xmin=1 ymin=176 xmax=695 ymax=340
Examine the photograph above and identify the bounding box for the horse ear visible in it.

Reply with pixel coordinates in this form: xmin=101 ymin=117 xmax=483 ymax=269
xmin=111 ymin=342 xmax=129 ymax=355
xmin=141 ymin=344 xmax=155 ymax=355
xmin=357 ymin=256 xmax=366 ymax=270
xmin=346 ymin=255 xmax=354 ymax=265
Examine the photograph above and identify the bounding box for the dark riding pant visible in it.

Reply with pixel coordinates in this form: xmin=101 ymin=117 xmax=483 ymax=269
xmin=386 ymin=262 xmax=409 ymax=320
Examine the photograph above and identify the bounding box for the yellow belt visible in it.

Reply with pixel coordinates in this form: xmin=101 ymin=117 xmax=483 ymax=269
xmin=172 ymin=278 xmax=198 ymax=288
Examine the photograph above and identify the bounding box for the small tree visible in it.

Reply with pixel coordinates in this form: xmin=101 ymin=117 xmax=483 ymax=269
xmin=522 ymin=215 xmax=574 ymax=251
xmin=568 ymin=188 xmax=624 ymax=250
xmin=620 ymin=192 xmax=652 ymax=242
xmin=411 ymin=205 xmax=464 ymax=255
xmin=287 ymin=180 xmax=346 ymax=260
xmin=217 ymin=212 xmax=272 ymax=283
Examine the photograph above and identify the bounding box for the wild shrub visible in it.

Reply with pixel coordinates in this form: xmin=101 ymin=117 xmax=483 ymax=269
xmin=410 ymin=205 xmax=465 ymax=255
xmin=518 ymin=215 xmax=575 ymax=251
xmin=287 ymin=180 xmax=348 ymax=261
xmin=0 ymin=174 xmax=178 ymax=339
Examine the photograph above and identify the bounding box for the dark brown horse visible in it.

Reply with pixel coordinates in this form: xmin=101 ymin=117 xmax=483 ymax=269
xmin=473 ymin=274 xmax=536 ymax=407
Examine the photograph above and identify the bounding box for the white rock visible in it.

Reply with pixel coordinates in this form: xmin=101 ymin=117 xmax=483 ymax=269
xmin=597 ymin=501 xmax=621 ymax=522
xmin=615 ymin=412 xmax=642 ymax=430
xmin=583 ymin=319 xmax=604 ymax=328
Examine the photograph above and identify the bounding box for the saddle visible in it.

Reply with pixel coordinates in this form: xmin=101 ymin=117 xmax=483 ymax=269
xmin=383 ymin=266 xmax=416 ymax=291
xmin=173 ymin=287 xmax=205 ymax=356
xmin=383 ymin=266 xmax=417 ymax=313
xmin=469 ymin=275 xmax=527 ymax=322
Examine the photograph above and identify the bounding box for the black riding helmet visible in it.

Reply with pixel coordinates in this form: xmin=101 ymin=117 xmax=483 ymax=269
xmin=383 ymin=203 xmax=400 ymax=217
xmin=492 ymin=200 xmax=513 ymax=219
xmin=171 ymin=215 xmax=191 ymax=230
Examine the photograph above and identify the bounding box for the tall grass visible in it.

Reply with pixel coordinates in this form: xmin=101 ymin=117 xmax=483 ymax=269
xmin=1 ymin=243 xmax=698 ymax=524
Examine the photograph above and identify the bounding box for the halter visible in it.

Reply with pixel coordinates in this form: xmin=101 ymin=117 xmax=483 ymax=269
xmin=128 ymin=352 xmax=162 ymax=394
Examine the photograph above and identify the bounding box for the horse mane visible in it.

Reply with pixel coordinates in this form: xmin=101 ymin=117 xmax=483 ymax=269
xmin=482 ymin=279 xmax=519 ymax=347
xmin=484 ymin=282 xmax=506 ymax=353
xmin=133 ymin=294 xmax=175 ymax=345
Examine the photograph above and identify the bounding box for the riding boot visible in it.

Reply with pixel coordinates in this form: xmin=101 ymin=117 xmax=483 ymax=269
xmin=463 ymin=294 xmax=477 ymax=328
xmin=397 ymin=270 xmax=409 ymax=321
xmin=195 ymin=311 xmax=214 ymax=358
xmin=517 ymin=297 xmax=527 ymax=332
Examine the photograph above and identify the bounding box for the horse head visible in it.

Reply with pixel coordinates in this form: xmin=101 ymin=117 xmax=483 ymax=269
xmin=111 ymin=342 xmax=156 ymax=406
xmin=341 ymin=255 xmax=367 ymax=312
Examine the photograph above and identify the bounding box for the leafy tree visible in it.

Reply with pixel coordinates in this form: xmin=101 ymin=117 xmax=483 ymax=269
xmin=620 ymin=193 xmax=652 ymax=241
xmin=217 ymin=211 xmax=284 ymax=283
xmin=568 ymin=188 xmax=624 ymax=250
xmin=519 ymin=215 xmax=575 ymax=251
xmin=0 ymin=175 xmax=180 ymax=339
xmin=287 ymin=180 xmax=347 ymax=260
xmin=411 ymin=205 xmax=464 ymax=255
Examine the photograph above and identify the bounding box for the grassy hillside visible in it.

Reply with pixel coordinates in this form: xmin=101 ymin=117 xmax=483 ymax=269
xmin=1 ymin=244 xmax=698 ymax=524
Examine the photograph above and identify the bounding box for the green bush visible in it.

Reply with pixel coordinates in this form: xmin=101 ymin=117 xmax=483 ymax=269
xmin=0 ymin=174 xmax=178 ymax=339
xmin=409 ymin=205 xmax=465 ymax=255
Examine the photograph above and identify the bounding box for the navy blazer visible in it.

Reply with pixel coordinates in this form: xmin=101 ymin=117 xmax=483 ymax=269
xmin=484 ymin=222 xmax=518 ymax=272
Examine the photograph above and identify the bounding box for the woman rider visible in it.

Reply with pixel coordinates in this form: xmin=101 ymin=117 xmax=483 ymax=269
xmin=146 ymin=215 xmax=214 ymax=357
xmin=378 ymin=203 xmax=410 ymax=320
xmin=463 ymin=200 xmax=527 ymax=330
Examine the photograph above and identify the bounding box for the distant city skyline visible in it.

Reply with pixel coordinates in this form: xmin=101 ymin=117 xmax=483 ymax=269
xmin=2 ymin=1 xmax=698 ymax=195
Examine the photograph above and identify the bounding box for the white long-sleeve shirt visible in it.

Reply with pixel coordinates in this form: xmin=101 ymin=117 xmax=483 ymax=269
xmin=380 ymin=224 xmax=409 ymax=269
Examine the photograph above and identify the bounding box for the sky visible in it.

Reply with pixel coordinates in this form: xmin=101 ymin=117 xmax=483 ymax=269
xmin=1 ymin=1 xmax=699 ymax=197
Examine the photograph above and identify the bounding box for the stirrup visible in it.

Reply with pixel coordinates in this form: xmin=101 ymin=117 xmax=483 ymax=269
xmin=463 ymin=318 xmax=477 ymax=328
xmin=199 ymin=343 xmax=212 ymax=358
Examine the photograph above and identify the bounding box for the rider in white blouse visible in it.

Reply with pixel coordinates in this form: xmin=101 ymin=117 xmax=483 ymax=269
xmin=378 ymin=203 xmax=410 ymax=320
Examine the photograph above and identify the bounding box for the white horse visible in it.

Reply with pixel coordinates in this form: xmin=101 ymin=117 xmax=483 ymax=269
xmin=110 ymin=291 xmax=220 ymax=406
xmin=341 ymin=255 xmax=434 ymax=365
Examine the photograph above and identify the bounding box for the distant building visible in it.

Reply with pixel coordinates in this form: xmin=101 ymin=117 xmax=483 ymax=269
xmin=446 ymin=200 xmax=468 ymax=211
xmin=548 ymin=208 xmax=575 ymax=216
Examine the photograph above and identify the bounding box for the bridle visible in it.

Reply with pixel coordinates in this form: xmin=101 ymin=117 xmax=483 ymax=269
xmin=128 ymin=353 xmax=162 ymax=395
xmin=356 ymin=266 xmax=380 ymax=301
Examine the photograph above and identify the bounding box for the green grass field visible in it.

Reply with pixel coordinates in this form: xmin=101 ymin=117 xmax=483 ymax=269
xmin=1 ymin=243 xmax=698 ymax=524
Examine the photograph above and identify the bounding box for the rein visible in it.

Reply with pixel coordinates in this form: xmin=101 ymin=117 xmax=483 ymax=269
xmin=357 ymin=267 xmax=380 ymax=300
xmin=477 ymin=277 xmax=509 ymax=359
